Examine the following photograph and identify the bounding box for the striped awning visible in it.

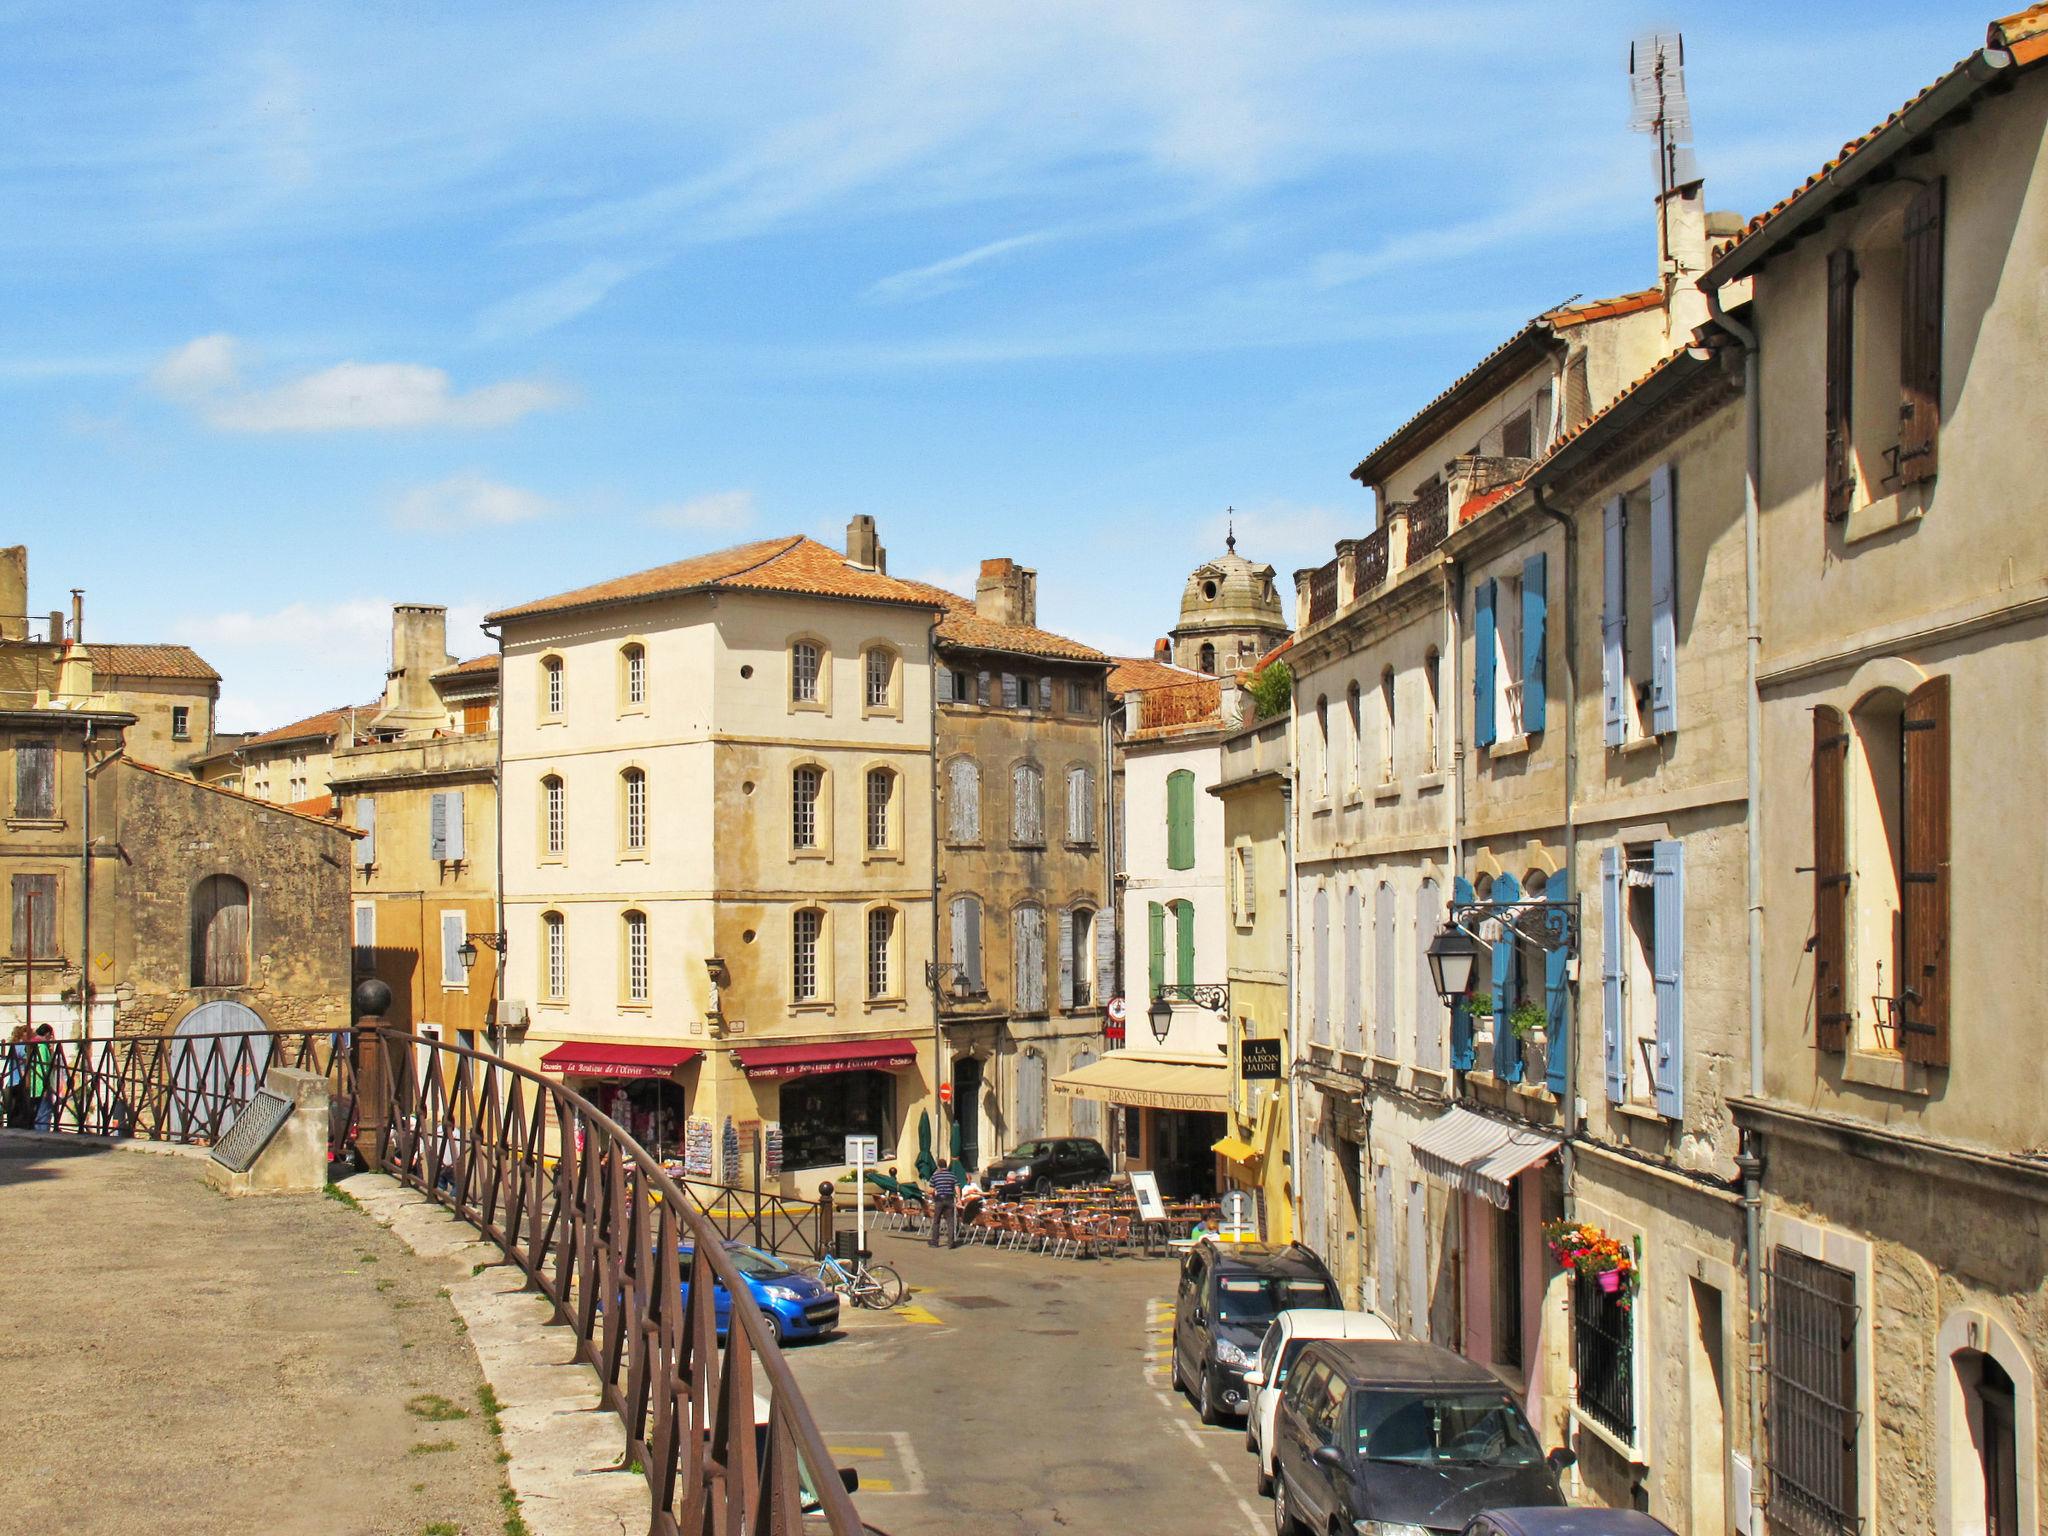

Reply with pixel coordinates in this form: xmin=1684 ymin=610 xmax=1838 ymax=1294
xmin=1410 ymin=1107 xmax=1559 ymax=1210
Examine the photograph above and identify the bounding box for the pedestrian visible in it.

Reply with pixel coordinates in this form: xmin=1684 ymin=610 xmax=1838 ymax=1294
xmin=927 ymin=1163 xmax=960 ymax=1249
xmin=29 ymin=1024 xmax=60 ymax=1132
xmin=3 ymin=1025 xmax=29 ymax=1129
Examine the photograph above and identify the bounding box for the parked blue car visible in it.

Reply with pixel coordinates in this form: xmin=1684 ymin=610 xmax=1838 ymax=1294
xmin=678 ymin=1240 xmax=840 ymax=1345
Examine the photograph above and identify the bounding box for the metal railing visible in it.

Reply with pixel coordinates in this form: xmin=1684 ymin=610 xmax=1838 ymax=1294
xmin=360 ymin=1027 xmax=861 ymax=1535
xmin=670 ymin=1172 xmax=832 ymax=1262
xmin=1571 ymin=1272 xmax=1635 ymax=1443
xmin=1307 ymin=560 xmax=1339 ymax=626
xmin=1357 ymin=524 xmax=1389 ymax=591
xmin=1409 ymin=481 xmax=1450 ymax=555
xmin=1767 ymin=1245 xmax=1861 ymax=1536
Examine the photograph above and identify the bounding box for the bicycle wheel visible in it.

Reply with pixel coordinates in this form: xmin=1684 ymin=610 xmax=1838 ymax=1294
xmin=864 ymin=1264 xmax=906 ymax=1309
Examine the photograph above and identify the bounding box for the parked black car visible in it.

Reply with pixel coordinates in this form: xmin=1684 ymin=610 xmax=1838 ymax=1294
xmin=1270 ymin=1339 xmax=1574 ymax=1535
xmin=983 ymin=1137 xmax=1111 ymax=1195
xmin=1463 ymin=1511 xmax=1677 ymax=1535
xmin=1172 ymin=1240 xmax=1339 ymax=1425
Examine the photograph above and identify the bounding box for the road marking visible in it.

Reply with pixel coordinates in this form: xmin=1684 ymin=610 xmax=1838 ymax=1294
xmin=827 ymin=1446 xmax=886 ymax=1458
xmin=896 ymin=1303 xmax=944 ymax=1326
xmin=819 ymin=1430 xmax=926 ymax=1498
xmin=861 ymin=1478 xmax=896 ymax=1492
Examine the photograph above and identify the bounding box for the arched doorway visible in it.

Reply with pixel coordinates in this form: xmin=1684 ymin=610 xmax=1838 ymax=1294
xmin=170 ymin=999 xmax=269 ymax=1139
xmin=953 ymin=1056 xmax=983 ymax=1171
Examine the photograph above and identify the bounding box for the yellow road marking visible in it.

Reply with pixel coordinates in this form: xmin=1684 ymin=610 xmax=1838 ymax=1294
xmin=897 ymin=1304 xmax=944 ymax=1326
xmin=861 ymin=1478 xmax=897 ymax=1492
xmin=827 ymin=1446 xmax=886 ymax=1458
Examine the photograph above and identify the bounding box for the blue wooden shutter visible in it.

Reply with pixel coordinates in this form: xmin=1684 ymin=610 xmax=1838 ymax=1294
xmin=1490 ymin=872 xmax=1522 ymax=1084
xmin=1649 ymin=462 xmax=1678 ymax=735
xmin=429 ymin=792 xmax=448 ymax=860
xmin=1449 ymin=876 xmax=1476 ymax=1070
xmin=1544 ymin=877 xmax=1569 ymax=1095
xmin=1148 ymin=901 xmax=1166 ymax=997
xmin=1521 ymin=552 xmax=1547 ymax=731
xmin=1473 ymin=580 xmax=1497 ymax=747
xmin=1652 ymin=840 xmax=1685 ymax=1118
xmin=445 ymin=790 xmax=465 ymax=862
xmin=1602 ymin=496 xmax=1626 ymax=747
xmin=1601 ymin=847 xmax=1626 ymax=1102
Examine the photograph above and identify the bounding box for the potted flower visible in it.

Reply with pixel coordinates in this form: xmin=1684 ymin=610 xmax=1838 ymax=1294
xmin=1542 ymin=1218 xmax=1637 ymax=1302
xmin=1467 ymin=991 xmax=1495 ymax=1022
xmin=1507 ymin=999 xmax=1547 ymax=1041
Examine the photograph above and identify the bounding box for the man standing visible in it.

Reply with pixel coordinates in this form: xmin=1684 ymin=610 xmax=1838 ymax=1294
xmin=29 ymin=1024 xmax=60 ymax=1132
xmin=927 ymin=1162 xmax=960 ymax=1249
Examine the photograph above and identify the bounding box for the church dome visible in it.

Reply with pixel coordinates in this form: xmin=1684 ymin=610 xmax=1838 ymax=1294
xmin=1169 ymin=526 xmax=1291 ymax=675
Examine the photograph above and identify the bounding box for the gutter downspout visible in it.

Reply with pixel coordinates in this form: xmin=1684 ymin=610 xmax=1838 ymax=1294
xmin=1708 ymin=280 xmax=1768 ymax=1536
xmin=1282 ymin=771 xmax=1300 ymax=1240
xmin=1443 ymin=554 xmax=1466 ymax=1350
xmin=1531 ymin=488 xmax=1579 ymax=1209
xmin=80 ymin=721 xmax=94 ymax=1046
xmin=927 ymin=614 xmax=944 ymax=1167
xmin=484 ymin=621 xmax=507 ymax=1059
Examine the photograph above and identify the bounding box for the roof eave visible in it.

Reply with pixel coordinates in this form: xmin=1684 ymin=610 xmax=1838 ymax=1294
xmin=489 ymin=580 xmax=943 ymax=630
xmin=1349 ymin=325 xmax=1566 ymax=488
xmin=1703 ymin=47 xmax=2018 ymax=288
xmin=1529 ymin=348 xmax=1721 ymax=489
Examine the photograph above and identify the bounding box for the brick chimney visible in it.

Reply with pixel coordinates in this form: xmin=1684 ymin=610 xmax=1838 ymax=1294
xmin=0 ymin=546 xmax=25 ymax=642
xmin=846 ymin=514 xmax=887 ymax=572
xmin=975 ymin=558 xmax=1037 ymax=627
xmin=1153 ymin=637 xmax=1172 ymax=664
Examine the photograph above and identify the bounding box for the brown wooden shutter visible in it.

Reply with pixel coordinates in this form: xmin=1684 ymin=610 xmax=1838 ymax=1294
xmin=11 ymin=873 xmax=58 ymax=958
xmin=1824 ymin=249 xmax=1857 ymax=522
xmin=1813 ymin=706 xmax=1852 ymax=1051
xmin=1900 ymin=675 xmax=1950 ymax=1066
xmin=14 ymin=740 xmax=55 ymax=819
xmin=1898 ymin=177 xmax=1945 ymax=488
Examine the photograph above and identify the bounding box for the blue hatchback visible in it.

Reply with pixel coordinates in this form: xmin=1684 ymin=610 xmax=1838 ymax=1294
xmin=678 ymin=1241 xmax=840 ymax=1345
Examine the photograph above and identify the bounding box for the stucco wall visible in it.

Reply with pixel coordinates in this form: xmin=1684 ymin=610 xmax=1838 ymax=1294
xmin=1121 ymin=730 xmax=1227 ymax=1056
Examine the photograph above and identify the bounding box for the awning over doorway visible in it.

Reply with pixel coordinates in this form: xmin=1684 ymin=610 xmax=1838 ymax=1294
xmin=734 ymin=1038 xmax=919 ymax=1079
xmin=1410 ymin=1106 xmax=1560 ymax=1210
xmin=1210 ymin=1134 xmax=1260 ymax=1166
xmin=1052 ymin=1054 xmax=1229 ymax=1113
xmin=539 ymin=1042 xmax=700 ymax=1080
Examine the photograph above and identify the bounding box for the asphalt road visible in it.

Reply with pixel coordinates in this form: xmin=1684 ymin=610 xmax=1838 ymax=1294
xmin=786 ymin=1221 xmax=1268 ymax=1536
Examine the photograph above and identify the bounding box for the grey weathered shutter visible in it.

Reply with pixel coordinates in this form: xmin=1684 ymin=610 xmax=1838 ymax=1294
xmin=12 ymin=873 xmax=57 ymax=959
xmin=1001 ymin=673 xmax=1020 ymax=709
xmin=1058 ymin=909 xmax=1075 ymax=1010
xmin=1899 ymin=177 xmax=1945 ymax=488
xmin=429 ymin=792 xmax=448 ymax=861
xmin=947 ymin=759 xmax=979 ymax=843
xmin=445 ymin=791 xmax=466 ymax=861
xmin=14 ymin=741 xmax=54 ymax=819
xmin=1015 ymin=906 xmax=1046 ymax=1013
xmin=1649 ymin=462 xmax=1678 ymax=735
xmin=1825 ymin=248 xmax=1857 ymax=521
xmin=1812 ymin=707 xmax=1852 ymax=1051
xmin=1900 ymin=675 xmax=1950 ymax=1067
xmin=1343 ymin=887 xmax=1362 ymax=1054
xmin=441 ymin=911 xmax=466 ymax=987
xmin=1038 ymin=677 xmax=1052 ymax=712
xmin=1096 ymin=918 xmax=1117 ymax=1010
xmin=1375 ymin=883 xmax=1397 ymax=1060
xmin=977 ymin=670 xmax=990 ymax=705
xmin=1602 ymin=496 xmax=1627 ymax=746
xmin=356 ymin=798 xmax=377 ymax=868
xmin=1414 ymin=879 xmax=1443 ymax=1071
xmin=1312 ymin=887 xmax=1330 ymax=1044
xmin=949 ymin=897 xmax=969 ymax=990
xmin=937 ymin=667 xmax=955 ymax=703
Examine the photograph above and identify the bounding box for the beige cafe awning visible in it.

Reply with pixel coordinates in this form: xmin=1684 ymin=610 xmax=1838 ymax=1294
xmin=1052 ymin=1054 xmax=1230 ymax=1114
xmin=1410 ymin=1106 xmax=1560 ymax=1210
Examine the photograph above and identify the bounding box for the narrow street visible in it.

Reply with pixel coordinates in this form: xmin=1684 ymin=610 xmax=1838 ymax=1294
xmin=788 ymin=1225 xmax=1265 ymax=1536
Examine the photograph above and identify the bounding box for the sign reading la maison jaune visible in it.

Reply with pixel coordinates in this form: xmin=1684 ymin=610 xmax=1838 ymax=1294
xmin=1239 ymin=1039 xmax=1282 ymax=1080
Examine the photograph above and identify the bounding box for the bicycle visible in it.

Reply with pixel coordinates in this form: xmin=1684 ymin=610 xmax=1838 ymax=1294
xmin=813 ymin=1250 xmax=906 ymax=1309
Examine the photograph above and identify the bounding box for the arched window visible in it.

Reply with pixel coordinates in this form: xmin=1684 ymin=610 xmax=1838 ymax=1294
xmin=1064 ymin=764 xmax=1095 ymax=846
xmin=621 ymin=768 xmax=647 ymax=852
xmin=792 ymin=907 xmax=824 ymax=1000
xmin=190 ymin=874 xmax=250 ymax=987
xmin=1198 ymin=641 xmax=1216 ymax=674
xmin=542 ymin=774 xmax=566 ymax=857
xmin=1011 ymin=760 xmax=1044 ymax=846
xmin=791 ymin=764 xmax=823 ymax=850
xmin=863 ymin=646 xmax=895 ymax=712
xmin=867 ymin=906 xmax=896 ymax=999
xmin=945 ymin=757 xmax=981 ymax=844
xmin=623 ymin=910 xmax=649 ymax=1003
xmin=1345 ymin=682 xmax=1363 ymax=796
xmin=1012 ymin=903 xmax=1047 ymax=1013
xmin=620 ymin=643 xmax=646 ymax=708
xmin=790 ymin=640 xmax=822 ymax=704
xmin=1380 ymin=666 xmax=1397 ymax=782
xmin=948 ymin=894 xmax=984 ymax=993
xmin=541 ymin=655 xmax=564 ymax=717
xmin=865 ymin=767 xmax=894 ymax=852
xmin=543 ymin=911 xmax=567 ymax=1000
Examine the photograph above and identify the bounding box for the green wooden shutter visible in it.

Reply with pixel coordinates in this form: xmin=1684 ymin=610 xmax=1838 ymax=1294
xmin=1174 ymin=900 xmax=1196 ymax=989
xmin=1148 ymin=901 xmax=1166 ymax=996
xmin=1166 ymin=770 xmax=1195 ymax=870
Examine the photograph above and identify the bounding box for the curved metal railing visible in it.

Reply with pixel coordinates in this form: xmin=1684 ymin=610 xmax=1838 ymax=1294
xmin=359 ymin=1026 xmax=862 ymax=1536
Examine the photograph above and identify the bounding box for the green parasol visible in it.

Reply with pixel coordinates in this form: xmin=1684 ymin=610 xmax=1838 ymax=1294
xmin=950 ymin=1117 xmax=965 ymax=1176
xmin=914 ymin=1108 xmax=937 ymax=1180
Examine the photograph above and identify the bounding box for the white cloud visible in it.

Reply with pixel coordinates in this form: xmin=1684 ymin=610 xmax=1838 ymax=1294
xmin=649 ymin=489 xmax=757 ymax=533
xmin=473 ymin=257 xmax=650 ymax=342
xmin=391 ymin=473 xmax=554 ymax=532
xmin=147 ymin=334 xmax=567 ymax=432
xmin=866 ymin=232 xmax=1054 ymax=304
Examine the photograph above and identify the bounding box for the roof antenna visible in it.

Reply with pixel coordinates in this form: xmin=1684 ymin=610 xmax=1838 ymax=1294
xmin=1630 ymin=32 xmax=1697 ymax=272
xmin=1225 ymin=508 xmax=1236 ymax=554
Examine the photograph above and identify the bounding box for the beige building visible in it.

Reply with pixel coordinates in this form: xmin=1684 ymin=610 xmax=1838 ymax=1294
xmin=84 ymin=645 xmax=220 ymax=772
xmin=927 ymin=558 xmax=1113 ymax=1172
xmin=489 ymin=520 xmax=940 ymax=1188
xmin=1714 ymin=14 xmax=2048 ymax=1534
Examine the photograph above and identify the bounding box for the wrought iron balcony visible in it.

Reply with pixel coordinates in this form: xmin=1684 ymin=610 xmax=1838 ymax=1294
xmin=1409 ymin=481 xmax=1450 ymax=555
xmin=1307 ymin=559 xmax=1339 ymax=626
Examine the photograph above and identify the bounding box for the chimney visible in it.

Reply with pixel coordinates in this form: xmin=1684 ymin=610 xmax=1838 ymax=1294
xmin=69 ymin=588 xmax=83 ymax=646
xmin=1659 ymin=182 xmax=1711 ymax=342
xmin=1153 ymin=637 xmax=1172 ymax=664
xmin=974 ymin=558 xmax=1037 ymax=627
xmin=0 ymin=546 xmax=24 ymax=641
xmin=377 ymin=603 xmax=450 ymax=730
xmin=846 ymin=515 xmax=885 ymax=571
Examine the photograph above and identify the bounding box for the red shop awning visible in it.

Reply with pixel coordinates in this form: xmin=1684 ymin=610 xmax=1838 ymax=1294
xmin=539 ymin=1042 xmax=701 ymax=1080
xmin=734 ymin=1038 xmax=919 ymax=1080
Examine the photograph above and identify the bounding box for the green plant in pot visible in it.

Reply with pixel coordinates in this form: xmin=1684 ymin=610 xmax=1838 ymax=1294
xmin=1467 ymin=991 xmax=1494 ymax=1019
xmin=1507 ymin=999 xmax=1548 ymax=1040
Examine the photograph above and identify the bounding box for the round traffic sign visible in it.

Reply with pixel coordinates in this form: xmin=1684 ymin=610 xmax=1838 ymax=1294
xmin=939 ymin=1081 xmax=954 ymax=1106
xmin=1106 ymin=995 xmax=1128 ymax=1026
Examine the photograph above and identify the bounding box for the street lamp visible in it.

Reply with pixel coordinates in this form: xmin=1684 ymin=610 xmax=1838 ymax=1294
xmin=457 ymin=937 xmax=479 ymax=973
xmin=1147 ymin=993 xmax=1173 ymax=1044
xmin=1425 ymin=922 xmax=1482 ymax=1008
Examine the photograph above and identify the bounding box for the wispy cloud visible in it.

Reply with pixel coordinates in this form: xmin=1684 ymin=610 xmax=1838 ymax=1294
xmin=147 ymin=334 xmax=567 ymax=432
xmin=649 ymin=488 xmax=757 ymax=533
xmin=473 ymin=257 xmax=650 ymax=342
xmin=866 ymin=232 xmax=1054 ymax=304
xmin=391 ymin=472 xmax=554 ymax=532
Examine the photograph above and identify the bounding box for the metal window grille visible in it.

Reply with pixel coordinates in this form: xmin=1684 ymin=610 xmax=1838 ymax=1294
xmin=545 ymin=914 xmax=566 ymax=999
xmin=791 ymin=642 xmax=820 ymax=702
xmin=793 ymin=909 xmax=821 ymax=1000
xmin=792 ymin=766 xmax=821 ymax=848
xmin=867 ymin=907 xmax=894 ymax=998
xmin=1572 ymin=1272 xmax=1636 ymax=1442
xmin=625 ymin=912 xmax=649 ymax=1001
xmin=623 ymin=770 xmax=646 ymax=850
xmin=866 ymin=769 xmax=891 ymax=850
xmin=1768 ymin=1246 xmax=1861 ymax=1536
xmin=545 ymin=659 xmax=563 ymax=715
xmin=545 ymin=777 xmax=565 ymax=855
xmin=625 ymin=647 xmax=645 ymax=705
xmin=865 ymin=649 xmax=890 ymax=709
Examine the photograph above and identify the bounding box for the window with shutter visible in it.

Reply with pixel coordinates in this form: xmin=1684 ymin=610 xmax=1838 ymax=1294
xmin=190 ymin=873 xmax=250 ymax=987
xmin=1001 ymin=673 xmax=1020 ymax=709
xmin=946 ymin=757 xmax=981 ymax=844
xmin=13 ymin=740 xmax=55 ymax=819
xmin=429 ymin=791 xmax=449 ymax=860
xmin=1602 ymin=848 xmax=1627 ymax=1102
xmin=1544 ymin=883 xmax=1570 ymax=1096
xmin=1473 ymin=580 xmax=1498 ymax=746
xmin=1343 ymin=887 xmax=1362 ymax=1054
xmin=1602 ymin=496 xmax=1628 ymax=747
xmin=1037 ymin=677 xmax=1052 ymax=712
xmin=1065 ymin=765 xmax=1094 ymax=845
xmin=1825 ymin=248 xmax=1857 ymax=520
xmin=1057 ymin=908 xmax=1074 ymax=1011
xmin=1812 ymin=706 xmax=1852 ymax=1051
xmin=441 ymin=910 xmax=467 ymax=988
xmin=355 ymin=797 xmax=377 ymax=868
xmin=1899 ymin=675 xmax=1949 ymax=1066
xmin=936 ymin=667 xmax=955 ymax=704
xmin=1651 ymin=843 xmax=1684 ymax=1118
xmin=1899 ymin=178 xmax=1945 ymax=487
xmin=1013 ymin=904 xmax=1047 ymax=1014
xmin=1173 ymin=899 xmax=1195 ymax=990
xmin=1374 ymin=883 xmax=1397 ymax=1059
xmin=1311 ymin=887 xmax=1330 ymax=1044
xmin=1521 ymin=553 xmax=1547 ymax=731
xmin=1011 ymin=761 xmax=1044 ymax=846
xmin=1148 ymin=901 xmax=1166 ymax=998
xmin=1413 ymin=879 xmax=1443 ymax=1070
xmin=10 ymin=872 xmax=58 ymax=959
xmin=1490 ymin=873 xmax=1523 ymax=1084
xmin=1095 ymin=915 xmax=1116 ymax=1011
xmin=1449 ymin=877 xmax=1476 ymax=1070
xmin=1166 ymin=769 xmax=1195 ymax=870
xmin=950 ymin=895 xmax=984 ymax=994
xmin=1649 ymin=463 xmax=1678 ymax=735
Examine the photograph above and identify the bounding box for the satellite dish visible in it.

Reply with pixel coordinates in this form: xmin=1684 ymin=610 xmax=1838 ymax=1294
xmin=1629 ymin=32 xmax=1699 ymax=194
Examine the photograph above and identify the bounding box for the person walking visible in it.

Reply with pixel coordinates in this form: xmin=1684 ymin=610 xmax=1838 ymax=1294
xmin=29 ymin=1024 xmax=60 ymax=1132
xmin=927 ymin=1163 xmax=960 ymax=1249
xmin=3 ymin=1025 xmax=29 ymax=1129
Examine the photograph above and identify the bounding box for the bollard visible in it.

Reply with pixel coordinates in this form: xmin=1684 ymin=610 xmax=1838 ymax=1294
xmin=817 ymin=1181 xmax=837 ymax=1257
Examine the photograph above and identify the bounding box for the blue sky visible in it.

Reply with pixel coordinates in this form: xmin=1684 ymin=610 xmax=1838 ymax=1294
xmin=6 ymin=0 xmax=1985 ymax=730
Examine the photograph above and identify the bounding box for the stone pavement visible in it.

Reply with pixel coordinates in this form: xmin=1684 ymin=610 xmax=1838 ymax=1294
xmin=0 ymin=1133 xmax=510 ymax=1536
xmin=787 ymin=1223 xmax=1270 ymax=1536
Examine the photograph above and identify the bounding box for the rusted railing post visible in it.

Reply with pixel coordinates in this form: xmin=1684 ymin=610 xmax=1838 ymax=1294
xmin=352 ymin=979 xmax=393 ymax=1169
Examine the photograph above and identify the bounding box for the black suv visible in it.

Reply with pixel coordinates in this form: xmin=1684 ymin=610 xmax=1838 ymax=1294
xmin=983 ymin=1137 xmax=1111 ymax=1196
xmin=1172 ymin=1240 xmax=1339 ymax=1425
xmin=1271 ymin=1339 xmax=1573 ymax=1535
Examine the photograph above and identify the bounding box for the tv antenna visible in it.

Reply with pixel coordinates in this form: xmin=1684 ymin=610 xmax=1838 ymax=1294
xmin=1629 ymin=32 xmax=1698 ymax=197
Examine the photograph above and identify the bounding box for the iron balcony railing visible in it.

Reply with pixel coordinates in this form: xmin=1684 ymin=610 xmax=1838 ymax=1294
xmin=1409 ymin=481 xmax=1450 ymax=555
xmin=1307 ymin=560 xmax=1339 ymax=626
xmin=1357 ymin=524 xmax=1390 ymax=591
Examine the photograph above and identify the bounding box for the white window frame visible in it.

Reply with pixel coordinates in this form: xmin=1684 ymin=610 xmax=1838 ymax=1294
xmin=624 ymin=909 xmax=649 ymax=1004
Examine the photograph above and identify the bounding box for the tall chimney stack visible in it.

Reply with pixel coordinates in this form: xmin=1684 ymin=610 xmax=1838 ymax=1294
xmin=974 ymin=558 xmax=1037 ymax=627
xmin=846 ymin=515 xmax=885 ymax=571
xmin=0 ymin=546 xmax=26 ymax=641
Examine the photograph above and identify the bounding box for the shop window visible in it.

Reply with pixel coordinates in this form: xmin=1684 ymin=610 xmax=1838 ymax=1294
xmin=780 ymin=1070 xmax=894 ymax=1171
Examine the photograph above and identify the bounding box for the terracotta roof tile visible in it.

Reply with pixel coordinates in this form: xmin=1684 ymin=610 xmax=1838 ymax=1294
xmin=236 ymin=703 xmax=375 ymax=751
xmin=118 ymin=757 xmax=362 ymax=834
xmin=487 ymin=536 xmax=945 ymax=624
xmin=1993 ymin=3 xmax=2048 ymax=55
xmin=285 ymin=792 xmax=338 ymax=818
xmin=90 ymin=643 xmax=220 ymax=682
xmin=1541 ymin=288 xmax=1664 ymax=330
xmin=433 ymin=653 xmax=500 ymax=678
xmin=1108 ymin=656 xmax=1202 ymax=696
xmin=899 ymin=583 xmax=1108 ymax=664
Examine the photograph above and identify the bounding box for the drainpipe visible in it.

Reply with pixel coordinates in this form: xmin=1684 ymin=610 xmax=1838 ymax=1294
xmin=80 ymin=720 xmax=94 ymax=1046
xmin=926 ymin=614 xmax=944 ymax=1165
xmin=484 ymin=620 xmax=506 ymax=1059
xmin=1282 ymin=772 xmax=1300 ymax=1239
xmin=1531 ymin=487 xmax=1579 ymax=1211
xmin=1708 ymin=279 xmax=1768 ymax=1535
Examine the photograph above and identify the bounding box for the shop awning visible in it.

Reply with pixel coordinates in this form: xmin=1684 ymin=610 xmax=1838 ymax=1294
xmin=734 ymin=1038 xmax=919 ymax=1079
xmin=1410 ymin=1106 xmax=1560 ymax=1210
xmin=1051 ymin=1054 xmax=1229 ymax=1113
xmin=539 ymin=1042 xmax=700 ymax=1080
xmin=1211 ymin=1134 xmax=1261 ymax=1166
